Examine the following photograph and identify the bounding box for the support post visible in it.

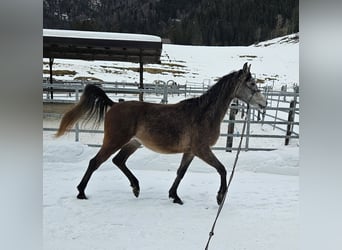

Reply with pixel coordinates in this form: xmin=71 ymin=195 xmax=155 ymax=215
xmin=75 ymin=87 xmax=80 ymax=142
xmin=49 ymin=57 xmax=54 ymax=99
xmin=139 ymin=54 xmax=144 ymax=101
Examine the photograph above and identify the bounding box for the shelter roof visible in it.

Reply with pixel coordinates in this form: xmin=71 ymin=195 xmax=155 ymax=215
xmin=43 ymin=29 xmax=162 ymax=63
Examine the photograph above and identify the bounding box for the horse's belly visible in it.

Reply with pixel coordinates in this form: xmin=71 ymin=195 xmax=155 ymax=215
xmin=140 ymin=141 xmax=180 ymax=154
xmin=134 ymin=133 xmax=190 ymax=154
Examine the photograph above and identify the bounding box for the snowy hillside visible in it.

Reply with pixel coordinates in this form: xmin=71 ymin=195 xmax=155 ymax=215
xmin=43 ymin=33 xmax=299 ymax=90
xmin=43 ymin=34 xmax=299 ymax=250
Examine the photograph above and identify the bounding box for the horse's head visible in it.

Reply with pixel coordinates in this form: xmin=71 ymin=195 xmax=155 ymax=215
xmin=235 ymin=62 xmax=267 ymax=109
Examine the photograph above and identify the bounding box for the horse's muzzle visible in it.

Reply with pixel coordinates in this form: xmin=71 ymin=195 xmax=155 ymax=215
xmin=258 ymin=101 xmax=267 ymax=109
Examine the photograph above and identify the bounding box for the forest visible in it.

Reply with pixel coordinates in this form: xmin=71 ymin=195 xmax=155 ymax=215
xmin=43 ymin=0 xmax=298 ymax=46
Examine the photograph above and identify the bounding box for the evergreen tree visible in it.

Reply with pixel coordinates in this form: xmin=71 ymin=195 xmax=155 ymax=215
xmin=43 ymin=0 xmax=299 ymax=46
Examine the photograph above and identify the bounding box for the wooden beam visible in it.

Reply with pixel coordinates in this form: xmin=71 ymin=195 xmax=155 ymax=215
xmin=139 ymin=53 xmax=144 ymax=101
xmin=49 ymin=57 xmax=54 ymax=99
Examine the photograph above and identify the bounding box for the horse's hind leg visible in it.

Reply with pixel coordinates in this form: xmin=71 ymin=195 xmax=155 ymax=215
xmin=77 ymin=144 xmax=118 ymax=199
xmin=169 ymin=153 xmax=194 ymax=205
xmin=112 ymin=139 xmax=141 ymax=198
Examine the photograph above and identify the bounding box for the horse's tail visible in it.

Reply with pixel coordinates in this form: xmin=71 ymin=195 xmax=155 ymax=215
xmin=55 ymin=84 xmax=115 ymax=137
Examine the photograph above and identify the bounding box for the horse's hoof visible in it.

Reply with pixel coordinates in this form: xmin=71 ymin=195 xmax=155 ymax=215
xmin=173 ymin=197 xmax=184 ymax=205
xmin=216 ymin=193 xmax=224 ymax=205
xmin=216 ymin=198 xmax=221 ymax=205
xmin=77 ymin=193 xmax=88 ymax=199
xmin=169 ymin=194 xmax=184 ymax=205
xmin=132 ymin=187 xmax=140 ymax=198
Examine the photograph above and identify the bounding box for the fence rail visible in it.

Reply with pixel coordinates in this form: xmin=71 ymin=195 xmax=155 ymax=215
xmin=43 ymin=80 xmax=299 ymax=151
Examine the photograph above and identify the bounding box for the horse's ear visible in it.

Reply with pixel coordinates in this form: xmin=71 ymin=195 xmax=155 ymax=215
xmin=242 ymin=62 xmax=248 ymax=73
xmin=248 ymin=64 xmax=251 ymax=72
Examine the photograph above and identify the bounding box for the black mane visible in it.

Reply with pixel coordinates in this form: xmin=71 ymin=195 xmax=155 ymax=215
xmin=181 ymin=70 xmax=241 ymax=109
xmin=177 ymin=69 xmax=243 ymax=124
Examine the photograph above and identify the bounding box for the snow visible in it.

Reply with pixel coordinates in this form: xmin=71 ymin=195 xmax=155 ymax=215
xmin=44 ymin=142 xmax=299 ymax=250
xmin=43 ymin=29 xmax=162 ymax=43
xmin=43 ymin=34 xmax=298 ymax=90
xmin=44 ymin=34 xmax=299 ymax=249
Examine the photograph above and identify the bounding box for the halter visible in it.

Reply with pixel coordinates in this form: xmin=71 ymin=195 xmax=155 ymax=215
xmin=247 ymin=84 xmax=260 ymax=108
xmin=234 ymin=77 xmax=260 ymax=108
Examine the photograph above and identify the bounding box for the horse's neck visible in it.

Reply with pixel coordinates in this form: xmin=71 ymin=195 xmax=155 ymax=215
xmin=210 ymin=95 xmax=233 ymax=121
xmin=198 ymin=86 xmax=235 ymax=123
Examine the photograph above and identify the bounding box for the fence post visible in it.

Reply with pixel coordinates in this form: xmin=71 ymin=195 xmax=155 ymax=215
xmin=285 ymin=100 xmax=295 ymax=145
xmin=241 ymin=102 xmax=245 ymax=118
xmin=281 ymin=85 xmax=287 ymax=101
xmin=273 ymin=91 xmax=281 ymax=130
xmin=161 ymin=81 xmax=168 ymax=104
xmin=226 ymin=101 xmax=237 ymax=152
xmin=75 ymin=86 xmax=80 ymax=142
xmin=245 ymin=107 xmax=251 ymax=151
xmin=261 ymin=87 xmax=268 ymax=126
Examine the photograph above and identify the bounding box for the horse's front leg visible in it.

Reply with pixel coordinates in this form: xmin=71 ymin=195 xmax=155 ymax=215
xmin=169 ymin=153 xmax=194 ymax=205
xmin=195 ymin=147 xmax=227 ymax=205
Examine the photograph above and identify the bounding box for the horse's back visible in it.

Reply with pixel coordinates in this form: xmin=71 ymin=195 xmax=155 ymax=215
xmin=105 ymin=101 xmax=192 ymax=153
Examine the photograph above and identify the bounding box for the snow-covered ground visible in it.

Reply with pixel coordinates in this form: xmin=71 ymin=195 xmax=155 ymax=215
xmin=44 ymin=33 xmax=299 ymax=249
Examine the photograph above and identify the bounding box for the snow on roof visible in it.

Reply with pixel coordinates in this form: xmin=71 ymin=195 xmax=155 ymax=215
xmin=43 ymin=29 xmax=162 ymax=43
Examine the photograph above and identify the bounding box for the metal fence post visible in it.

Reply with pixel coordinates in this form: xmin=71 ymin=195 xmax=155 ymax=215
xmin=75 ymin=86 xmax=80 ymax=142
xmin=261 ymin=87 xmax=267 ymax=126
xmin=273 ymin=91 xmax=281 ymax=130
xmin=245 ymin=107 xmax=251 ymax=151
xmin=285 ymin=100 xmax=295 ymax=145
xmin=161 ymin=81 xmax=168 ymax=104
xmin=226 ymin=101 xmax=237 ymax=152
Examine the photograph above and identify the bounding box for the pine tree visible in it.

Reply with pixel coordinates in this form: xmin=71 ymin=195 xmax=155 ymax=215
xmin=43 ymin=0 xmax=299 ymax=46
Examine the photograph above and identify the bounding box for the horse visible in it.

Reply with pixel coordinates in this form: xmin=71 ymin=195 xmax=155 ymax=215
xmin=55 ymin=63 xmax=267 ymax=205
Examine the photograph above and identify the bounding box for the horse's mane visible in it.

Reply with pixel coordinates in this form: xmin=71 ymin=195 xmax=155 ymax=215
xmin=180 ymin=69 xmax=242 ymax=111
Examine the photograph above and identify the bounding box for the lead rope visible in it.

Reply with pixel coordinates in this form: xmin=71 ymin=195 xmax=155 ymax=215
xmin=204 ymin=105 xmax=250 ymax=250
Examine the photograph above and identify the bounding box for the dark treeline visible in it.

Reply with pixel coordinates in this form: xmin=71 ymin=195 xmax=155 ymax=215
xmin=43 ymin=0 xmax=298 ymax=46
